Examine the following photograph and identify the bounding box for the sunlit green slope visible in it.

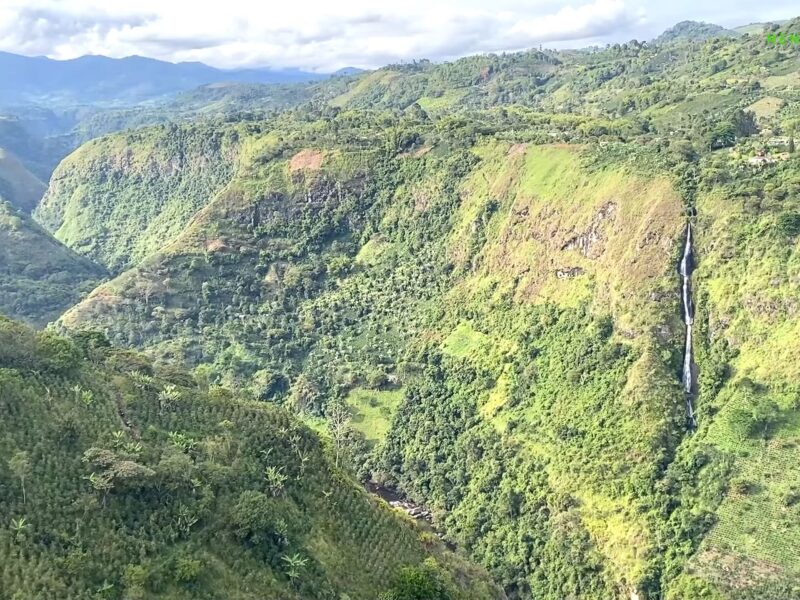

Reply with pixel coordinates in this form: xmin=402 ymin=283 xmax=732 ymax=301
xmin=0 ymin=147 xmax=46 ymax=213
xmin=0 ymin=317 xmax=502 ymax=600
xmin=55 ymin=122 xmax=800 ymax=597
xmin=0 ymin=201 xmax=104 ymax=326
xmin=680 ymin=158 xmax=800 ymax=598
xmin=35 ymin=123 xmax=244 ymax=274
xmin=31 ymin=19 xmax=800 ymax=598
xmin=53 ymin=117 xmax=696 ymax=597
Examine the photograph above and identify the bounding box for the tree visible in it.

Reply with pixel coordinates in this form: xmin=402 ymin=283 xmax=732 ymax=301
xmin=778 ymin=213 xmax=800 ymax=238
xmin=158 ymin=384 xmax=181 ymax=413
xmin=10 ymin=517 xmax=30 ymax=544
xmin=327 ymin=401 xmax=352 ymax=467
xmin=71 ymin=330 xmax=111 ymax=363
xmin=750 ymin=400 xmax=781 ymax=439
xmin=168 ymin=431 xmax=197 ymax=454
xmin=381 ymin=560 xmax=454 ymax=600
xmin=174 ymin=504 xmax=199 ymax=537
xmin=366 ymin=368 xmax=388 ymax=390
xmin=71 ymin=384 xmax=95 ymax=406
xmin=708 ymin=122 xmax=735 ymax=149
xmin=288 ymin=375 xmax=320 ymax=414
xmin=82 ymin=447 xmax=155 ymax=505
xmin=733 ymin=110 xmax=757 ymax=137
xmin=281 ymin=553 xmax=308 ymax=582
xmin=9 ymin=451 xmax=31 ymax=505
xmin=265 ymin=466 xmax=287 ymax=496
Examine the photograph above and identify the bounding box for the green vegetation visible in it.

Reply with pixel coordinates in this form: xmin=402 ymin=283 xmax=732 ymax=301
xmin=0 ymin=112 xmax=73 ymax=181
xmin=51 ymin=124 xmax=692 ymax=597
xmin=6 ymin=15 xmax=800 ymax=600
xmin=347 ymin=388 xmax=405 ymax=445
xmin=654 ymin=21 xmax=737 ymax=44
xmin=46 ymin=91 xmax=800 ymax=597
xmin=682 ymin=157 xmax=800 ymax=595
xmin=0 ymin=147 xmax=46 ymax=213
xmin=0 ymin=316 xmax=501 ymax=599
xmin=35 ymin=122 xmax=244 ymax=273
xmin=0 ymin=201 xmax=105 ymax=326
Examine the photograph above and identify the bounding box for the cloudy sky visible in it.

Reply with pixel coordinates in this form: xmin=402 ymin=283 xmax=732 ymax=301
xmin=0 ymin=0 xmax=797 ymax=72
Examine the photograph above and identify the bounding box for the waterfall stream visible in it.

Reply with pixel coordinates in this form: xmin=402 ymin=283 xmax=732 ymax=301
xmin=679 ymin=222 xmax=697 ymax=429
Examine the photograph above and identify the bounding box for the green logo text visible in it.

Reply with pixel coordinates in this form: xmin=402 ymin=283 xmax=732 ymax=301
xmin=766 ymin=32 xmax=800 ymax=45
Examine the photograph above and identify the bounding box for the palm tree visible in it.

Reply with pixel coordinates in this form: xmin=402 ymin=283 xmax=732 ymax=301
xmin=10 ymin=517 xmax=30 ymax=543
xmin=129 ymin=370 xmax=154 ymax=390
xmin=174 ymin=504 xmax=199 ymax=537
xmin=72 ymin=384 xmax=95 ymax=406
xmin=281 ymin=553 xmax=308 ymax=581
xmin=265 ymin=466 xmax=287 ymax=496
xmin=168 ymin=431 xmax=197 ymax=453
xmin=159 ymin=385 xmax=181 ymax=413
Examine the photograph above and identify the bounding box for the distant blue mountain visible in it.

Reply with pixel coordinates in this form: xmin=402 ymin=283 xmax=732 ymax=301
xmin=0 ymin=51 xmax=327 ymax=105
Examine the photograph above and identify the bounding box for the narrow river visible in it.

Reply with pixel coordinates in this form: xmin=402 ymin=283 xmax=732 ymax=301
xmin=365 ymin=481 xmax=462 ymax=549
xmin=366 ymin=481 xmax=433 ymax=523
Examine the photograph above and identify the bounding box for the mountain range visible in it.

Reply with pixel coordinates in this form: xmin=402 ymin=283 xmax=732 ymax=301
xmin=0 ymin=51 xmax=335 ymax=105
xmin=1 ymin=16 xmax=799 ymax=600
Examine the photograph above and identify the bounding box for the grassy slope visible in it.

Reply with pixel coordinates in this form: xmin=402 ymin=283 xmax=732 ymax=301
xmin=0 ymin=147 xmax=46 ymax=213
xmin=686 ymin=182 xmax=800 ymax=592
xmin=449 ymin=143 xmax=681 ymax=327
xmin=34 ymin=123 xmax=244 ymax=274
xmin=430 ymin=143 xmax=686 ymax=592
xmin=57 ymin=138 xmax=697 ymax=594
xmin=0 ymin=317 xmax=502 ymax=600
xmin=0 ymin=201 xmax=105 ymax=327
xmin=346 ymin=388 xmax=406 ymax=444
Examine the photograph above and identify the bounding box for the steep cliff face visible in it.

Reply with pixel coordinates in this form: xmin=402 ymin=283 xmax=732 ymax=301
xmin=35 ymin=123 xmax=244 ymax=273
xmin=373 ymin=143 xmax=691 ymax=598
xmin=43 ymin=110 xmax=800 ymax=598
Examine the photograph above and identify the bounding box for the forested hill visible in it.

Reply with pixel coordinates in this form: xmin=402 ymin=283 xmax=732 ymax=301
xmin=35 ymin=123 xmax=245 ymax=274
xmin=42 ymin=17 xmax=790 ymax=144
xmin=653 ymin=21 xmax=737 ymax=44
xmin=6 ymin=16 xmax=800 ymax=600
xmin=0 ymin=316 xmax=502 ymax=600
xmin=297 ymin=17 xmax=799 ymax=121
xmin=0 ymin=201 xmax=104 ymax=326
xmin=1 ymin=16 xmax=795 ymax=191
xmin=49 ymin=101 xmax=800 ymax=598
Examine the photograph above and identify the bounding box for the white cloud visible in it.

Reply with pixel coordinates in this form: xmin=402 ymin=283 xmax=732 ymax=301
xmin=0 ymin=0 xmax=796 ymax=71
xmin=0 ymin=0 xmax=645 ymax=71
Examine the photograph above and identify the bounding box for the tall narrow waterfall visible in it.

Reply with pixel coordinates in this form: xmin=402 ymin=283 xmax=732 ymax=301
xmin=679 ymin=222 xmax=697 ymax=429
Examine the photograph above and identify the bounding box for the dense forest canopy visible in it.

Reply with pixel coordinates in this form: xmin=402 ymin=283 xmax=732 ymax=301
xmin=1 ymin=15 xmax=800 ymax=600
xmin=0 ymin=316 xmax=502 ymax=599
